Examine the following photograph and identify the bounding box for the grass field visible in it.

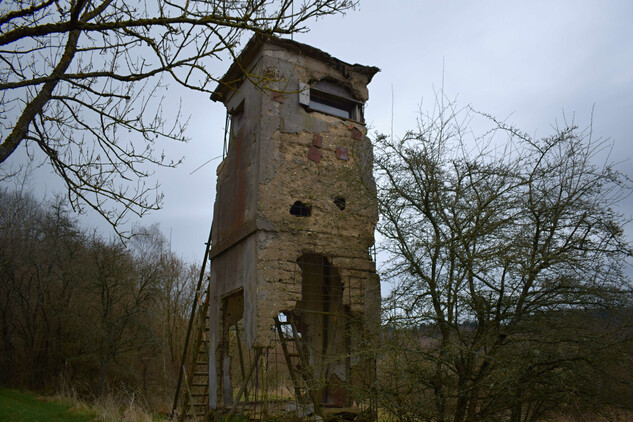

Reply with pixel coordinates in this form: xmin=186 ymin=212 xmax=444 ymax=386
xmin=0 ymin=389 xmax=96 ymax=422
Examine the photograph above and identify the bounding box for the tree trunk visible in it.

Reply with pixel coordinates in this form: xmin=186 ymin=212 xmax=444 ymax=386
xmin=97 ymin=356 xmax=111 ymax=397
xmin=0 ymin=28 xmax=81 ymax=163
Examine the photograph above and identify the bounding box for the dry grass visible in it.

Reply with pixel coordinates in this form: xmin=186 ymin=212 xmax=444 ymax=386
xmin=53 ymin=383 xmax=164 ymax=422
xmin=552 ymin=408 xmax=633 ymax=422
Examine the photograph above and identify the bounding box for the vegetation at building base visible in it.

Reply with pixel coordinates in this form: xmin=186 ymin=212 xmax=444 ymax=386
xmin=373 ymin=93 xmax=633 ymax=422
xmin=0 ymin=387 xmax=175 ymax=422
xmin=0 ymin=189 xmax=199 ymax=415
xmin=0 ymin=388 xmax=95 ymax=422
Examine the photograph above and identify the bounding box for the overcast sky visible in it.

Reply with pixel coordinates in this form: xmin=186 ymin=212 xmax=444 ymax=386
xmin=4 ymin=1 xmax=633 ymax=274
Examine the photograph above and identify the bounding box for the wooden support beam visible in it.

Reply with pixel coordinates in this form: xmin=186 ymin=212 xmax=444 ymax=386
xmin=234 ymin=324 xmax=249 ymax=401
xmin=225 ymin=348 xmax=262 ymax=421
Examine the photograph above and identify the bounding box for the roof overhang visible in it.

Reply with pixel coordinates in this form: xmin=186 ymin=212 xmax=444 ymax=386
xmin=210 ymin=33 xmax=380 ymax=104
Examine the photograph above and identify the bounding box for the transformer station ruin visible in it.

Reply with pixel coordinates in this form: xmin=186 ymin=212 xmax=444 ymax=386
xmin=174 ymin=35 xmax=380 ymax=421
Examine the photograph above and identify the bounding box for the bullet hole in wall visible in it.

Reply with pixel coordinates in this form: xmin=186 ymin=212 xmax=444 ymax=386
xmin=290 ymin=201 xmax=312 ymax=217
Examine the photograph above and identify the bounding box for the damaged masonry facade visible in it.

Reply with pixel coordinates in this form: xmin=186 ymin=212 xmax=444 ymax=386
xmin=207 ymin=35 xmax=381 ymax=420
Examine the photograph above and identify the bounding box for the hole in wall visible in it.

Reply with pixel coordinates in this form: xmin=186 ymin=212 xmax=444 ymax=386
xmin=333 ymin=197 xmax=346 ymax=211
xmin=290 ymin=201 xmax=311 ymax=217
xmin=275 ymin=311 xmax=299 ymax=338
xmin=295 ymin=253 xmax=349 ymax=407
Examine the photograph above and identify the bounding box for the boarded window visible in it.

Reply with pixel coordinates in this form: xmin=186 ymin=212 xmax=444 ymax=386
xmin=300 ymin=80 xmax=363 ymax=122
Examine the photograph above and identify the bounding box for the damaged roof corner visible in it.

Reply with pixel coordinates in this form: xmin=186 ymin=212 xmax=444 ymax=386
xmin=210 ymin=33 xmax=380 ymax=103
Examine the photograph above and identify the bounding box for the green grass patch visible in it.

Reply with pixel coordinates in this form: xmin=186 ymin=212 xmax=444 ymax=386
xmin=0 ymin=389 xmax=96 ymax=422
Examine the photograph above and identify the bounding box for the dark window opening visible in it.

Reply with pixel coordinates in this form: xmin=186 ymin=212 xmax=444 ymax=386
xmin=290 ymin=201 xmax=311 ymax=217
xmin=310 ymin=90 xmax=356 ymax=120
xmin=230 ymin=100 xmax=245 ymax=132
xmin=333 ymin=197 xmax=346 ymax=211
xmin=300 ymin=80 xmax=364 ymax=122
xmin=224 ymin=99 xmax=244 ymax=159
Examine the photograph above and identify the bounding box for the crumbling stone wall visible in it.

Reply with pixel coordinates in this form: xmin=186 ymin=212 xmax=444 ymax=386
xmin=255 ymin=122 xmax=379 ymax=341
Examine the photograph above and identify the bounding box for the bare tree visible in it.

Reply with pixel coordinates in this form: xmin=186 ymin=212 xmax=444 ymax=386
xmin=0 ymin=0 xmax=356 ymax=234
xmin=127 ymin=224 xmax=198 ymax=399
xmin=0 ymin=188 xmax=201 ymax=407
xmin=375 ymin=94 xmax=633 ymax=421
xmin=0 ymin=189 xmax=86 ymax=388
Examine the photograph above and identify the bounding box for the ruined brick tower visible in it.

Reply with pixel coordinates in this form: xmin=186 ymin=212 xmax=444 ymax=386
xmin=207 ymin=35 xmax=380 ymax=420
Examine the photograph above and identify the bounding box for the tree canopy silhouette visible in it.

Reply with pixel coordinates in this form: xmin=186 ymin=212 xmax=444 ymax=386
xmin=375 ymin=94 xmax=633 ymax=421
xmin=0 ymin=0 xmax=356 ymax=234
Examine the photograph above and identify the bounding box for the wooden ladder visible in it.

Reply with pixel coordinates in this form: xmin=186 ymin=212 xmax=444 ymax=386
xmin=178 ymin=288 xmax=211 ymax=421
xmin=172 ymin=227 xmax=213 ymax=421
xmin=274 ymin=314 xmax=322 ymax=416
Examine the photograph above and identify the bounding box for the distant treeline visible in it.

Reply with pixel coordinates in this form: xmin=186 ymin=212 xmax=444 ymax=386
xmin=0 ymin=189 xmax=199 ymax=409
xmin=378 ymin=308 xmax=633 ymax=421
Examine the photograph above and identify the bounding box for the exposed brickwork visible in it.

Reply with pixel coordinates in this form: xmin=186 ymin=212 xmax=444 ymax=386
xmin=350 ymin=126 xmax=363 ymax=140
xmin=271 ymin=92 xmax=285 ymax=102
xmin=336 ymin=146 xmax=349 ymax=161
xmin=307 ymin=146 xmax=322 ymax=162
xmin=312 ymin=133 xmax=323 ymax=148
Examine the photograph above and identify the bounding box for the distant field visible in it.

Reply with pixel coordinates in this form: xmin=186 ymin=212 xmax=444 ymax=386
xmin=0 ymin=389 xmax=95 ymax=422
